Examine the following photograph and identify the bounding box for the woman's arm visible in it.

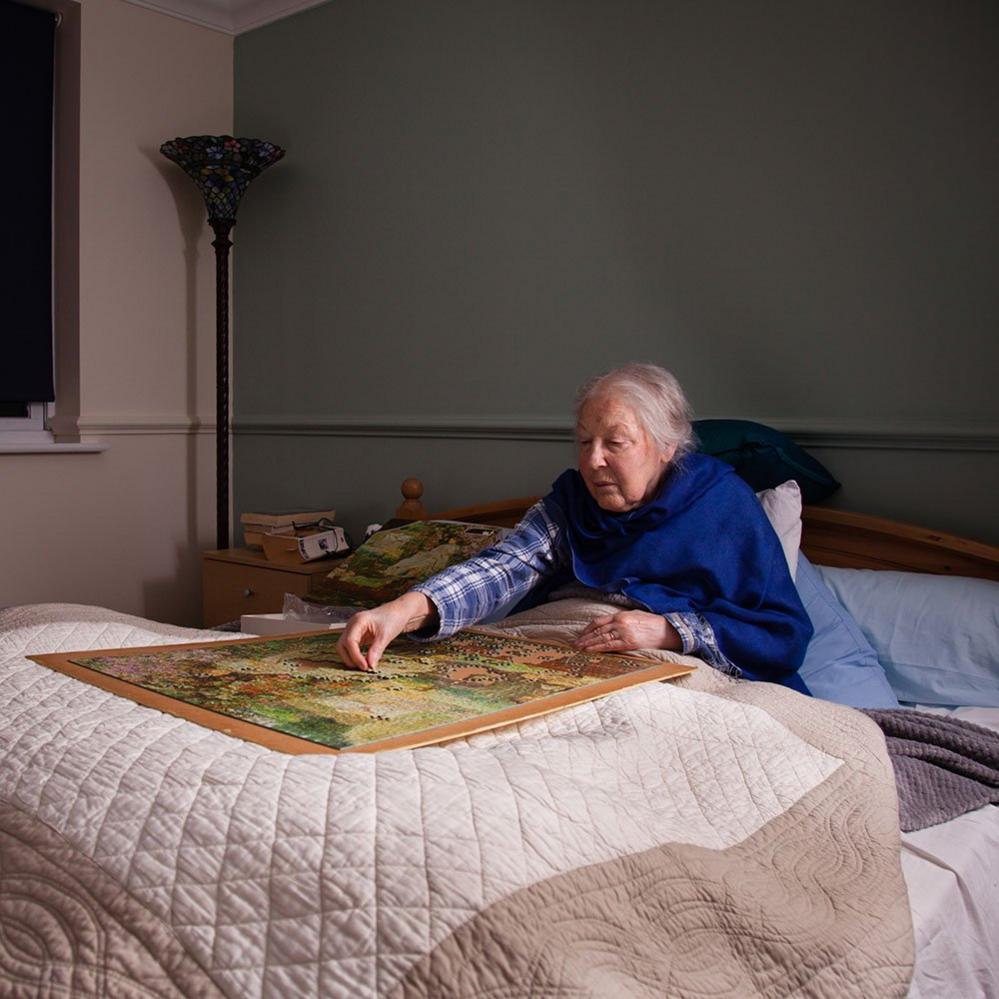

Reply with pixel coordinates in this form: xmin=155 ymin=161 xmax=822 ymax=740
xmin=575 ymin=609 xmax=740 ymax=673
xmin=337 ymin=503 xmax=563 ymax=671
xmin=409 ymin=502 xmax=564 ymax=637
xmin=337 ymin=591 xmax=437 ymax=671
xmin=575 ymin=610 xmax=681 ymax=653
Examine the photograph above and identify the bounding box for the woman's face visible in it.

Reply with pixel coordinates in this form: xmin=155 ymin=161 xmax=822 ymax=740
xmin=576 ymin=394 xmax=676 ymax=512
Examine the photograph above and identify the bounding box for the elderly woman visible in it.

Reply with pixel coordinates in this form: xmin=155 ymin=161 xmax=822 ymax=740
xmin=338 ymin=363 xmax=813 ymax=691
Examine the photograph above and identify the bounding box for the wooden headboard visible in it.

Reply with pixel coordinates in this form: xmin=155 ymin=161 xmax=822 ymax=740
xmin=414 ymin=486 xmax=999 ymax=582
xmin=798 ymin=506 xmax=999 ymax=580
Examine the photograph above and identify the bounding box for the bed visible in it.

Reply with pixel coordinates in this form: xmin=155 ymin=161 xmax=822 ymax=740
xmin=431 ymin=493 xmax=999 ymax=999
xmin=1 ymin=487 xmax=996 ymax=998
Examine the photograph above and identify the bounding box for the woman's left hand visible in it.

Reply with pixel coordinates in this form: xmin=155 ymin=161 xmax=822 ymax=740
xmin=574 ymin=610 xmax=682 ymax=653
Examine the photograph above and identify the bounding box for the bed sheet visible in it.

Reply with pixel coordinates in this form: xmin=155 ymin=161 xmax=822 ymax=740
xmin=903 ymin=706 xmax=999 ymax=999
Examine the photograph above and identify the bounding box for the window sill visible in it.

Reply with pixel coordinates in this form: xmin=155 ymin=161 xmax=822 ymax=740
xmin=0 ymin=441 xmax=106 ymax=454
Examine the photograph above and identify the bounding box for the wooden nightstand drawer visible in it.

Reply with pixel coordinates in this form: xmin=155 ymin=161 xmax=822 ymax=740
xmin=202 ymin=548 xmax=335 ymax=626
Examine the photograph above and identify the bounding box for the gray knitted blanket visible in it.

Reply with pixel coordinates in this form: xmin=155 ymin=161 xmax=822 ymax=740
xmin=863 ymin=708 xmax=999 ymax=831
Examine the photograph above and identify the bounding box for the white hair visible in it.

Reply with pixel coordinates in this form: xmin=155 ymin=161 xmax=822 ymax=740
xmin=574 ymin=362 xmax=696 ymax=457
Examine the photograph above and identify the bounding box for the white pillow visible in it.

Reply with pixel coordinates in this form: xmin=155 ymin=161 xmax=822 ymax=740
xmin=815 ymin=565 xmax=999 ymax=707
xmin=756 ymin=479 xmax=802 ymax=579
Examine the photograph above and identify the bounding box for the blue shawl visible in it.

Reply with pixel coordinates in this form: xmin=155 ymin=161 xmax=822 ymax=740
xmin=529 ymin=453 xmax=813 ymax=690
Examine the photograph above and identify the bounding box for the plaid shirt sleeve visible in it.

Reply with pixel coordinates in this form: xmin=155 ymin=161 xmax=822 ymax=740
xmin=411 ymin=502 xmax=564 ymax=638
xmin=666 ymin=611 xmax=740 ymax=676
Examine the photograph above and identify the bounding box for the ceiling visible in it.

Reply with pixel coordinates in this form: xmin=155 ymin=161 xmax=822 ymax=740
xmin=123 ymin=0 xmax=324 ymax=35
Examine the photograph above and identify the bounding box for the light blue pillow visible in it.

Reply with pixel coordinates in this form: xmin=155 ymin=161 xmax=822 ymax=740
xmin=795 ymin=555 xmax=900 ymax=708
xmin=815 ymin=565 xmax=999 ymax=708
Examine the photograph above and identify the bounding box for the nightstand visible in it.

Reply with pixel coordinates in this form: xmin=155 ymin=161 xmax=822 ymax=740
xmin=202 ymin=548 xmax=336 ymax=627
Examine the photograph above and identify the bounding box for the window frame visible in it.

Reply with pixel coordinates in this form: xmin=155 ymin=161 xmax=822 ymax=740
xmin=1 ymin=0 xmax=55 ymax=428
xmin=0 ymin=402 xmax=51 ymax=441
xmin=0 ymin=0 xmax=99 ymax=455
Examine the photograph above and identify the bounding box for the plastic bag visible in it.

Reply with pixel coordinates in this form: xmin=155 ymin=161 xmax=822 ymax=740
xmin=281 ymin=593 xmax=358 ymax=626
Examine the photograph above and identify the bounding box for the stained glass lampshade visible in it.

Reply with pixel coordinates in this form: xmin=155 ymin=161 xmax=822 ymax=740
xmin=160 ymin=134 xmax=285 ymax=551
xmin=159 ymin=135 xmax=285 ymax=228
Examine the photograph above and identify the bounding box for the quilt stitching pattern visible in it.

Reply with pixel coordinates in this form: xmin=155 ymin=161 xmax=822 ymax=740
xmin=0 ymin=608 xmax=872 ymax=998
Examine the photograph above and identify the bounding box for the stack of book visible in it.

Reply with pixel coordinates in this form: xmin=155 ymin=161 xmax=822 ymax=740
xmin=240 ymin=508 xmax=337 ymax=549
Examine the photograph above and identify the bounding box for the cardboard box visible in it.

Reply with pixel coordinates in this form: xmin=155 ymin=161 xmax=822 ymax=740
xmin=261 ymin=527 xmax=350 ymax=565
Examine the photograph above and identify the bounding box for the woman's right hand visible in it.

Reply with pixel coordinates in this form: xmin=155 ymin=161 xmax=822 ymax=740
xmin=336 ymin=591 xmax=437 ymax=672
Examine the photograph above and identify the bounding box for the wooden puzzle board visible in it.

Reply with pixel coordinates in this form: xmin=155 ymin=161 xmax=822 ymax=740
xmin=31 ymin=628 xmax=694 ymax=754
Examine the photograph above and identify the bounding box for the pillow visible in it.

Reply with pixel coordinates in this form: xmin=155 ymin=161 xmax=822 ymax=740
xmin=794 ymin=555 xmax=901 ymax=708
xmin=694 ymin=419 xmax=841 ymax=504
xmin=756 ymin=479 xmax=802 ymax=579
xmin=308 ymin=520 xmax=505 ymax=608
xmin=815 ymin=565 xmax=999 ymax=708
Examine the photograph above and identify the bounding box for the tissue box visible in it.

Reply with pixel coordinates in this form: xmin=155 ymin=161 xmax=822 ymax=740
xmin=239 ymin=614 xmax=348 ymax=637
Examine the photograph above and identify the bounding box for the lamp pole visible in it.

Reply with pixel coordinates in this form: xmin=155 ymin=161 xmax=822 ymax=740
xmin=211 ymin=218 xmax=234 ymax=549
xmin=159 ymin=135 xmax=285 ymax=550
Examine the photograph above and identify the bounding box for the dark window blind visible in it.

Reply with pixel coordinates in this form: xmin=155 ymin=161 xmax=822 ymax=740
xmin=0 ymin=0 xmax=56 ymax=403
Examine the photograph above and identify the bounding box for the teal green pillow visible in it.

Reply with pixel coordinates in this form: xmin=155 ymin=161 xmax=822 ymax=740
xmin=693 ymin=419 xmax=841 ymax=504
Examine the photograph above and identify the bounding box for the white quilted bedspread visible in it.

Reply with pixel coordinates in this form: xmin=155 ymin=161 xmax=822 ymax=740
xmin=0 ymin=604 xmax=909 ymax=998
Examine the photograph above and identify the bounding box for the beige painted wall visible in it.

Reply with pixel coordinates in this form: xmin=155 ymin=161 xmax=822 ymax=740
xmin=0 ymin=0 xmax=232 ymax=626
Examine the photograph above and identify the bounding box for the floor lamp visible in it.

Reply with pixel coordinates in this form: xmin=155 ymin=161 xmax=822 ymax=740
xmin=160 ymin=134 xmax=285 ymax=550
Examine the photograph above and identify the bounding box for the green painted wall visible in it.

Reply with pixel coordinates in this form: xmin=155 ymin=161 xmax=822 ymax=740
xmin=233 ymin=0 xmax=998 ymax=543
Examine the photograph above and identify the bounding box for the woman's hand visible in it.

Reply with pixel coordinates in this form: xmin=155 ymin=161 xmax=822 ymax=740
xmin=574 ymin=610 xmax=682 ymax=654
xmin=337 ymin=592 xmax=437 ymax=671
